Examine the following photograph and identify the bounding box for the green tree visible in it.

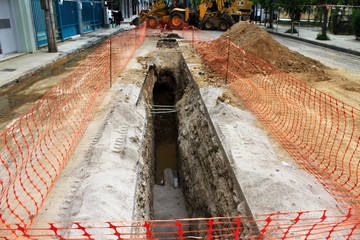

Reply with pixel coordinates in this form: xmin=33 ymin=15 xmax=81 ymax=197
xmin=320 ymin=0 xmax=329 ymax=38
xmin=276 ymin=0 xmax=312 ymax=22
xmin=352 ymin=8 xmax=360 ymax=39
xmin=253 ymin=0 xmax=276 ymax=28
xmin=312 ymin=0 xmax=360 ymax=38
xmin=273 ymin=0 xmax=312 ymax=33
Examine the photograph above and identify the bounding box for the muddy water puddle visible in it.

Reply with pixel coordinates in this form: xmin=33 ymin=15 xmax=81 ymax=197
xmin=0 ymin=48 xmax=96 ymax=132
xmin=153 ymin=104 xmax=178 ymax=185
xmin=155 ymin=143 xmax=177 ymax=185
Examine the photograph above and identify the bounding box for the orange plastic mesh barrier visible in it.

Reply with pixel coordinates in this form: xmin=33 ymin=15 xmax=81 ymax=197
xmin=192 ymin=36 xmax=360 ymax=210
xmin=1 ymin=24 xmax=360 ymax=239
xmin=179 ymin=26 xmax=217 ymax=42
xmin=141 ymin=23 xmax=216 ymax=43
xmin=1 ymin=209 xmax=359 ymax=239
xmin=0 ymin=24 xmax=146 ymax=228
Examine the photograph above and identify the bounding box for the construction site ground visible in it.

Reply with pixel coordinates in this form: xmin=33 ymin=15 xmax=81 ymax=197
xmin=1 ymin=22 xmax=360 ymax=235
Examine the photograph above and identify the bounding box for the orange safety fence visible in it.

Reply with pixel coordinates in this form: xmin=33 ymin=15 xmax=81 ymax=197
xmin=142 ymin=22 xmax=216 ymax=43
xmin=1 ymin=23 xmax=360 ymax=239
xmin=191 ymin=35 xmax=360 ymax=210
xmin=0 ymin=24 xmax=146 ymax=229
xmin=1 ymin=209 xmax=360 ymax=239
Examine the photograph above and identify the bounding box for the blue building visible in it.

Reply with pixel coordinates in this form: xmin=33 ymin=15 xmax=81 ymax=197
xmin=0 ymin=0 xmax=138 ymax=60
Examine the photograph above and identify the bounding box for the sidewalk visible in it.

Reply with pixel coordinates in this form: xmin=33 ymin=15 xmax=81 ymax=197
xmin=0 ymin=23 xmax=134 ymax=89
xmin=266 ymin=23 xmax=360 ymax=56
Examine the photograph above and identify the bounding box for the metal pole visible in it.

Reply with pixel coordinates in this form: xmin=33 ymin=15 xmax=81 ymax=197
xmin=110 ymin=36 xmax=112 ymax=88
xmin=225 ymin=35 xmax=230 ymax=84
xmin=192 ymin=26 xmax=194 ymax=47
xmin=57 ymin=1 xmax=65 ymax=42
xmin=77 ymin=0 xmax=84 ymax=35
xmin=298 ymin=21 xmax=300 ymax=37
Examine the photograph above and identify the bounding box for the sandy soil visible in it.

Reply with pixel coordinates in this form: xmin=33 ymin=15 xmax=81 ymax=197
xmin=179 ymin=38 xmax=342 ymax=213
xmin=32 ymin=27 xmax=355 ymax=231
xmin=305 ymin=69 xmax=360 ymax=109
xmin=32 ymin=38 xmax=154 ymax=223
xmin=220 ymin=22 xmax=360 ymax=110
xmin=33 ymin=83 xmax=146 ymax=223
xmin=201 ymin=86 xmax=341 ymax=214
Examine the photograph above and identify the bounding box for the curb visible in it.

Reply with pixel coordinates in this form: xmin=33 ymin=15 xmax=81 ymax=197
xmin=267 ymin=30 xmax=360 ymax=57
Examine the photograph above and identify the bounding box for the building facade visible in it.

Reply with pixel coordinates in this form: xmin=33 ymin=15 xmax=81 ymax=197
xmin=0 ymin=0 xmax=37 ymax=58
xmin=0 ymin=0 xmax=142 ymax=59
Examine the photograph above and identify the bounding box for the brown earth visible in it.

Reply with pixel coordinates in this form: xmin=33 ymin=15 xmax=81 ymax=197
xmin=219 ymin=21 xmax=336 ymax=87
xmin=180 ymin=43 xmax=245 ymax=110
xmin=187 ymin=32 xmax=360 ymax=208
xmin=220 ymin=22 xmax=328 ymax=75
xmin=212 ymin=22 xmax=360 ymax=108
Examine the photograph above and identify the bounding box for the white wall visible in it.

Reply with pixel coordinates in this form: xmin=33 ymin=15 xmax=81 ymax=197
xmin=0 ymin=0 xmax=18 ymax=57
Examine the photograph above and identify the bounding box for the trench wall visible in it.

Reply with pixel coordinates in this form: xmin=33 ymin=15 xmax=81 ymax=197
xmin=175 ymin=54 xmax=258 ymax=237
xmin=132 ymin=115 xmax=155 ymax=221
xmin=133 ymin=65 xmax=157 ymax=222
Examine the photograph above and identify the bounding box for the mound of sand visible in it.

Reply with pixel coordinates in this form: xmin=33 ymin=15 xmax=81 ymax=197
xmin=221 ymin=22 xmax=326 ymax=74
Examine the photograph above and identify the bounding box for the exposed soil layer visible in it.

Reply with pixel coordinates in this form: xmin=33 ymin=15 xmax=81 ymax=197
xmin=199 ymin=22 xmax=360 ymax=109
xmin=220 ymin=22 xmax=331 ymax=80
xmin=138 ymin=48 xmax=259 ymax=237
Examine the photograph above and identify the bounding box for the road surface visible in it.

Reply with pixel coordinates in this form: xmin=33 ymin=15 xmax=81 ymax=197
xmin=270 ymin=34 xmax=360 ymax=76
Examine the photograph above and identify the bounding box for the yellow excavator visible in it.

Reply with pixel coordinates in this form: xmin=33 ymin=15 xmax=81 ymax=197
xmin=130 ymin=0 xmax=170 ymax=29
xmin=227 ymin=0 xmax=253 ymax=22
xmin=198 ymin=0 xmax=235 ymax=30
xmin=130 ymin=0 xmax=252 ymax=31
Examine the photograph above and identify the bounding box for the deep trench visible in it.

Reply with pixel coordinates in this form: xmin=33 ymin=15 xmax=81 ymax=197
xmin=153 ymin=80 xmax=178 ymax=185
xmin=135 ymin=41 xmax=259 ymax=238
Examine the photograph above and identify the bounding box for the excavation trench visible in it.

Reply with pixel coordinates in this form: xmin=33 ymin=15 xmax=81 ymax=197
xmin=135 ymin=41 xmax=259 ymax=238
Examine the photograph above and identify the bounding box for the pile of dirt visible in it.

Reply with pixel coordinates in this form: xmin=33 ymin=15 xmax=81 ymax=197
xmin=221 ymin=22 xmax=328 ymax=76
xmin=195 ymin=38 xmax=276 ymax=79
xmin=164 ymin=33 xmax=182 ymax=39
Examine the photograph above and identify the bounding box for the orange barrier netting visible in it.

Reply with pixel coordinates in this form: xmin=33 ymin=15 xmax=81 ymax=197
xmin=1 ymin=24 xmax=360 ymax=239
xmin=0 ymin=24 xmax=146 ymax=229
xmin=1 ymin=209 xmax=360 ymax=239
xmin=141 ymin=22 xmax=216 ymax=43
xmin=192 ymin=36 xmax=360 ymax=210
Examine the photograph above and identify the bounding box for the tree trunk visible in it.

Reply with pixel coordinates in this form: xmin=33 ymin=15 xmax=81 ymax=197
xmin=269 ymin=1 xmax=274 ymax=28
xmin=265 ymin=7 xmax=268 ymax=27
xmin=321 ymin=2 xmax=328 ymax=36
xmin=291 ymin=6 xmax=295 ymax=32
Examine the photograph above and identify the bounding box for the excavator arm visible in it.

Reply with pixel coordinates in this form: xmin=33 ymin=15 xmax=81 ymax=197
xmin=198 ymin=0 xmax=229 ymax=21
xmin=131 ymin=0 xmax=168 ymax=26
xmin=198 ymin=0 xmax=211 ymax=21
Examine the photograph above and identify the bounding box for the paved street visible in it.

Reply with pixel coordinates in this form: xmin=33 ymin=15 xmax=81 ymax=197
xmin=272 ymin=35 xmax=360 ymax=76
